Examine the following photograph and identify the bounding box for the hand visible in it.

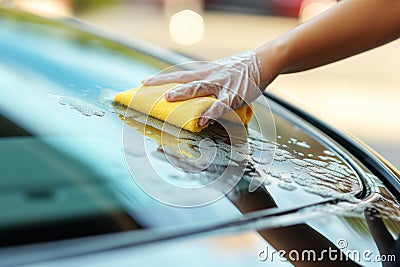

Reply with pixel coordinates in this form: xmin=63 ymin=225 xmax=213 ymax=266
xmin=142 ymin=50 xmax=266 ymax=126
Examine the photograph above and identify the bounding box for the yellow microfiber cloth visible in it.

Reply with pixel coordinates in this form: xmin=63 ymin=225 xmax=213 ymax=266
xmin=114 ymin=83 xmax=253 ymax=132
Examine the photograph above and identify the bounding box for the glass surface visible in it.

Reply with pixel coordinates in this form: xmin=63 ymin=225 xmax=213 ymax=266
xmin=0 ymin=8 xmax=368 ymax=246
xmin=0 ymin=9 xmax=242 ymax=246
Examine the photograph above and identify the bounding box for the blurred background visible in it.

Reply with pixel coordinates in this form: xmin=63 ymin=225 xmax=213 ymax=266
xmin=4 ymin=0 xmax=400 ymax=169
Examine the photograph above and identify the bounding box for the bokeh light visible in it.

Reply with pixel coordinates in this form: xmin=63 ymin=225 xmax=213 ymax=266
xmin=169 ymin=9 xmax=204 ymax=46
xmin=300 ymin=0 xmax=337 ymax=22
xmin=13 ymin=0 xmax=72 ymax=18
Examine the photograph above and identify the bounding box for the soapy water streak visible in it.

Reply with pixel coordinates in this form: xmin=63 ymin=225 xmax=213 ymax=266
xmin=118 ymin=61 xmax=368 ymax=207
xmin=58 ymin=95 xmax=105 ymax=117
xmin=119 ymin=62 xmax=371 ymax=207
xmin=121 ymin=61 xmax=276 ymax=207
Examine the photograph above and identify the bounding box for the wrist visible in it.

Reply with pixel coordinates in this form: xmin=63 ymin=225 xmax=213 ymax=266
xmin=255 ymin=40 xmax=289 ymax=90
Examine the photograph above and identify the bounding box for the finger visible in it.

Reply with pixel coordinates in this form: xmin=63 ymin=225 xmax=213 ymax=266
xmin=198 ymin=100 xmax=231 ymax=126
xmin=142 ymin=70 xmax=206 ymax=86
xmin=165 ymin=81 xmax=221 ymax=102
xmin=142 ymin=71 xmax=192 ymax=85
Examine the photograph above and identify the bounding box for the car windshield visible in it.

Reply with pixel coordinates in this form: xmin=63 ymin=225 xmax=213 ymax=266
xmin=0 ymin=8 xmax=363 ymax=246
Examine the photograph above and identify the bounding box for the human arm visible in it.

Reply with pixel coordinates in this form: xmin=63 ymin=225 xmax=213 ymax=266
xmin=144 ymin=0 xmax=400 ymax=125
xmin=257 ymin=0 xmax=400 ymax=85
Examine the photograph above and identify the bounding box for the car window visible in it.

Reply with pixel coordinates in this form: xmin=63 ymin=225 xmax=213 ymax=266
xmin=0 ymin=9 xmax=364 ymax=246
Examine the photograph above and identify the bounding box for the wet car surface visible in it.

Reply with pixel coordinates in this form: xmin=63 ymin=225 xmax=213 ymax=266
xmin=0 ymin=7 xmax=399 ymax=266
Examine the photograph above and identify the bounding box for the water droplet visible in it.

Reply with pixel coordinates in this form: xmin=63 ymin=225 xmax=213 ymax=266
xmin=98 ymin=88 xmax=118 ymax=106
xmin=290 ymin=158 xmax=312 ymax=167
xmin=278 ymin=183 xmax=297 ymax=191
xmin=281 ymin=173 xmax=293 ymax=183
xmin=326 ymin=162 xmax=350 ymax=176
xmin=345 ymin=167 xmax=354 ymax=175
xmin=252 ymin=156 xmax=269 ymax=165
xmin=308 ymin=171 xmax=327 ymax=179
xmin=318 ymin=156 xmax=341 ymax=163
xmin=303 ymin=159 xmax=329 ymax=167
xmin=327 ymin=170 xmax=346 ymax=178
xmin=263 ymin=179 xmax=272 ymax=185
xmin=323 ymin=150 xmax=336 ymax=156
xmin=274 ymin=148 xmax=294 ymax=159
xmin=296 ymin=141 xmax=310 ymax=149
xmin=273 ymin=155 xmax=286 ymax=162
xmin=308 ymin=166 xmax=328 ymax=174
xmin=256 ymin=143 xmax=270 ymax=151
xmin=270 ymin=172 xmax=281 ymax=178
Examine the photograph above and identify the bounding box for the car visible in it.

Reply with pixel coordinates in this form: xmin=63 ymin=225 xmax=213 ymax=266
xmin=204 ymin=0 xmax=304 ymax=17
xmin=0 ymin=6 xmax=399 ymax=267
